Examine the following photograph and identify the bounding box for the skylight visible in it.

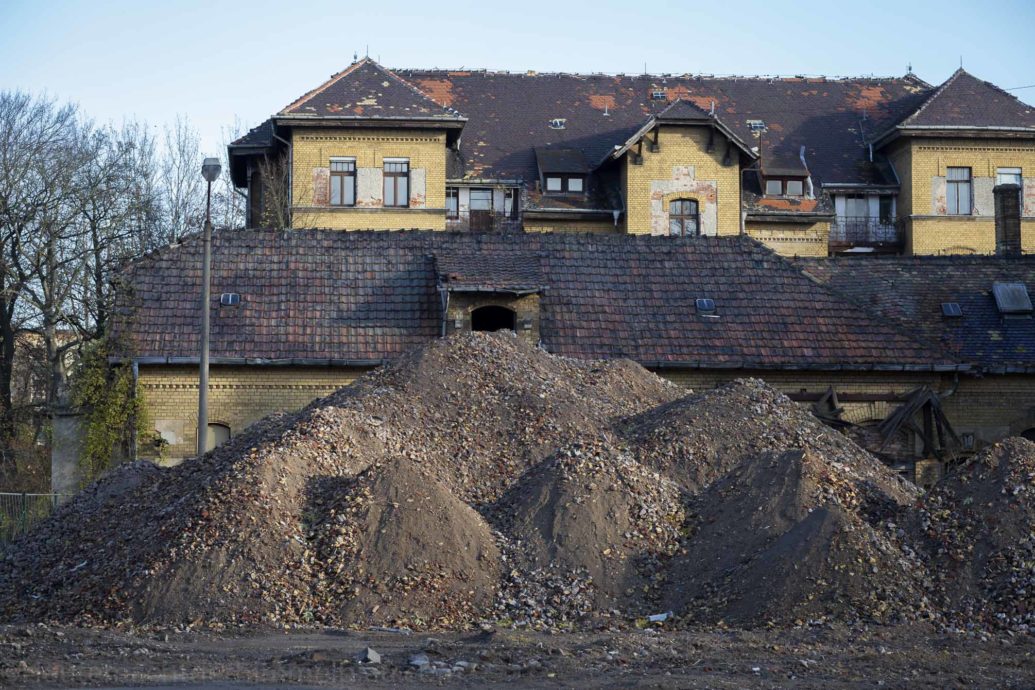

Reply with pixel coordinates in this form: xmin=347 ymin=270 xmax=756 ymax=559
xmin=992 ymin=282 xmax=1032 ymax=315
xmin=696 ymin=298 xmax=716 ymax=314
xmin=941 ymin=302 xmax=962 ymax=317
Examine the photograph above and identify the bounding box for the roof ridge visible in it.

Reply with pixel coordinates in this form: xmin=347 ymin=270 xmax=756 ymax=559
xmin=280 ymin=57 xmax=371 ymax=114
xmin=896 ymin=67 xmax=966 ymax=128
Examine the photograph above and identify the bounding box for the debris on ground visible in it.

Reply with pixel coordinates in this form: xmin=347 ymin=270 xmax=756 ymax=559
xmin=0 ymin=331 xmax=1031 ymax=635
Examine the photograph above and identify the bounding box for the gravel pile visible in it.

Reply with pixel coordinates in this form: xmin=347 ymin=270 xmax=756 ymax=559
xmin=0 ymin=332 xmax=1031 ymax=634
xmin=911 ymin=438 xmax=1035 ymax=632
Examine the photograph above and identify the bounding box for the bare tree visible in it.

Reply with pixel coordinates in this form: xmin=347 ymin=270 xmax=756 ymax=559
xmin=0 ymin=92 xmax=80 ymax=462
xmin=160 ymin=115 xmax=203 ymax=243
xmin=213 ymin=118 xmax=246 ymax=231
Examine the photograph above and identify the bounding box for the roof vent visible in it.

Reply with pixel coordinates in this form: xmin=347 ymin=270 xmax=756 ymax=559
xmin=696 ymin=298 xmax=716 ymax=314
xmin=992 ymin=282 xmax=1032 ymax=315
xmin=548 ymin=118 xmax=567 ymax=130
xmin=941 ymin=302 xmax=962 ymax=317
xmin=220 ymin=293 xmax=241 ymax=307
xmin=651 ymin=89 xmax=667 ymax=100
xmin=747 ymin=119 xmax=767 ymax=133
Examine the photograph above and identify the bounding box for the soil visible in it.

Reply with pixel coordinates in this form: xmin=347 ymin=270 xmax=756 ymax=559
xmin=1 ymin=623 xmax=1033 ymax=689
xmin=0 ymin=331 xmax=1032 ymax=641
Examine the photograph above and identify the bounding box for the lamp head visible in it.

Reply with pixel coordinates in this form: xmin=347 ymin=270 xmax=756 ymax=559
xmin=201 ymin=157 xmax=222 ymax=182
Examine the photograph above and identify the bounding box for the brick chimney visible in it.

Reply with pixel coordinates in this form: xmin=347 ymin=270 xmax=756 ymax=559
xmin=994 ymin=183 xmax=1022 ymax=257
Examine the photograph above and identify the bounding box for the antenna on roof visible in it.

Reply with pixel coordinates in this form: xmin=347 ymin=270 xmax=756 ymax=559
xmin=354 ymin=51 xmax=358 ymax=62
xmin=960 ymin=55 xmax=963 ymax=68
xmin=907 ymin=61 xmax=912 ymax=73
xmin=365 ymin=44 xmax=369 ymax=58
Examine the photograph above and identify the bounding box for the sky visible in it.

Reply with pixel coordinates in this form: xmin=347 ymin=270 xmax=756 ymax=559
xmin=2 ymin=0 xmax=1033 ymax=154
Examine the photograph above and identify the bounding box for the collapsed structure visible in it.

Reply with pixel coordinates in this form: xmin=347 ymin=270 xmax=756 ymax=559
xmin=7 ymin=334 xmax=1033 ymax=632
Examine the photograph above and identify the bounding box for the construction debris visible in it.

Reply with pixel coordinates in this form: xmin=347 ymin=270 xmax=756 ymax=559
xmin=0 ymin=332 xmax=1031 ymax=635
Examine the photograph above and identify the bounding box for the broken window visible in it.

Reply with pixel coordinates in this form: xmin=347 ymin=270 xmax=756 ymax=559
xmin=504 ymin=189 xmax=519 ymax=218
xmin=383 ymin=159 xmax=409 ymax=207
xmin=946 ymin=167 xmax=972 ymax=215
xmin=446 ymin=187 xmax=459 ymax=219
xmin=329 ymin=158 xmax=355 ymax=207
xmin=669 ymin=199 xmax=699 ymax=236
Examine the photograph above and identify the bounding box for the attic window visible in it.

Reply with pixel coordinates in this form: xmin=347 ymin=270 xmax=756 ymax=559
xmin=941 ymin=302 xmax=962 ymax=317
xmin=544 ymin=174 xmax=585 ymax=194
xmin=220 ymin=293 xmax=241 ymax=307
xmin=696 ymin=298 xmax=716 ymax=314
xmin=548 ymin=118 xmax=567 ymax=130
xmin=992 ymin=281 xmax=1033 ymax=315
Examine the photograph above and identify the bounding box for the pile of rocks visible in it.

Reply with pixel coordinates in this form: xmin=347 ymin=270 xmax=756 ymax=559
xmin=0 ymin=332 xmax=1031 ymax=634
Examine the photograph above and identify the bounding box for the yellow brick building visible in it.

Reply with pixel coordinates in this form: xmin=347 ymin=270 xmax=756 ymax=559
xmin=229 ymin=61 xmax=1034 ymax=258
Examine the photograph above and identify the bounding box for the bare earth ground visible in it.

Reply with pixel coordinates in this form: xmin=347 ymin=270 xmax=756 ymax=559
xmin=1 ymin=623 xmax=1033 ymax=689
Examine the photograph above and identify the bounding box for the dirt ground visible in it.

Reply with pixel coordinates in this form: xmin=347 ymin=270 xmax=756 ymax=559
xmin=1 ymin=623 xmax=1033 ymax=689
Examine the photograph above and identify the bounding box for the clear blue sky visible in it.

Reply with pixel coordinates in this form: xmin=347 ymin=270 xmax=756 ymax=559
xmin=2 ymin=0 xmax=1033 ymax=154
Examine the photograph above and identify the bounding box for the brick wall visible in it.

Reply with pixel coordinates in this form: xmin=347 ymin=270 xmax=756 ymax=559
xmin=138 ymin=360 xmax=1035 ymax=465
xmin=138 ymin=365 xmax=368 ymax=463
xmin=444 ymin=293 xmax=541 ymax=344
xmin=623 ymin=126 xmax=741 ymax=236
xmin=745 ymin=221 xmax=831 ymax=257
xmin=291 ymin=127 xmax=448 ymax=230
xmin=524 ymin=220 xmax=619 ymax=233
xmin=890 ymin=137 xmax=1035 ymax=255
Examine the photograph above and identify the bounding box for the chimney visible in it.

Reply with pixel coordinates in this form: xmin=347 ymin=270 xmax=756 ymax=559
xmin=994 ymin=183 xmax=1022 ymax=257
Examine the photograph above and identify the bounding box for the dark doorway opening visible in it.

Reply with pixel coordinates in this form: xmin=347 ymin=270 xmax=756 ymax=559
xmin=1021 ymin=428 xmax=1035 ymax=442
xmin=471 ymin=305 xmax=516 ymax=332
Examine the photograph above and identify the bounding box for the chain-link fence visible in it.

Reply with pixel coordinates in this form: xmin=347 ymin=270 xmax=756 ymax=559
xmin=0 ymin=492 xmax=67 ymax=544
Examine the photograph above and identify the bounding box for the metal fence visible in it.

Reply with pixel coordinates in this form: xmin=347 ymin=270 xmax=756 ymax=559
xmin=0 ymin=492 xmax=67 ymax=543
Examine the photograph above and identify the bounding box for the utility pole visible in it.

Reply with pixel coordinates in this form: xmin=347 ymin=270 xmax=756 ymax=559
xmin=198 ymin=157 xmax=221 ymax=456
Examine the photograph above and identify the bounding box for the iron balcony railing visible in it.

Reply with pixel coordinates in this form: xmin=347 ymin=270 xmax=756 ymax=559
xmin=830 ymin=216 xmax=903 ymax=246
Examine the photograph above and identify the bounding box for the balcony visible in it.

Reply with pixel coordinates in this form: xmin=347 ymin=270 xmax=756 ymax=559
xmin=829 ymin=216 xmax=903 ymax=253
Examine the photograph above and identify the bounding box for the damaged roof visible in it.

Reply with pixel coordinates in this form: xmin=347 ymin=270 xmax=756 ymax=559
xmin=115 ymin=230 xmax=954 ymax=371
xmin=280 ymin=58 xmax=466 ymax=123
xmin=798 ymin=255 xmax=1035 ymax=373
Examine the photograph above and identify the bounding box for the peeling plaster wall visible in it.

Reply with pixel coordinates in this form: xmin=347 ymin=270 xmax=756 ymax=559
xmin=623 ymin=126 xmax=741 ymax=236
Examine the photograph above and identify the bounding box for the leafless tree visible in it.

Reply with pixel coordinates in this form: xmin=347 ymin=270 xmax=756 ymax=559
xmin=160 ymin=115 xmax=203 ymax=244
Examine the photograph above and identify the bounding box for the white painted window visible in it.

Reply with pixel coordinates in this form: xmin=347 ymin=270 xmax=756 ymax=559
xmin=567 ymin=176 xmax=584 ymax=192
xmin=546 ymin=176 xmax=562 ymax=192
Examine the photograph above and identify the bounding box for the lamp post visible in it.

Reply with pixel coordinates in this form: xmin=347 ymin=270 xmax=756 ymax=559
xmin=198 ymin=157 xmax=221 ymax=456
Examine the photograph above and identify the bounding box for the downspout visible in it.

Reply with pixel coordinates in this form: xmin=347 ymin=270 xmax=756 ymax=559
xmin=130 ymin=359 xmax=139 ymax=461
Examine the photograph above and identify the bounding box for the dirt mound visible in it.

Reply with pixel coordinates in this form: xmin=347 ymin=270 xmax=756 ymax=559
xmin=0 ymin=332 xmax=675 ymax=627
xmin=492 ymin=439 xmax=684 ymax=619
xmin=620 ymin=379 xmax=917 ymax=505
xmin=662 ymin=449 xmax=934 ymax=626
xmin=307 ymin=458 xmax=499 ymax=628
xmin=912 ymin=438 xmax=1035 ymax=631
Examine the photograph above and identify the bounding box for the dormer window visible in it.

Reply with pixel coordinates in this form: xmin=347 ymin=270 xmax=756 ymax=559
xmin=764 ymin=177 xmax=806 ymax=197
xmin=544 ymin=174 xmax=585 ymax=194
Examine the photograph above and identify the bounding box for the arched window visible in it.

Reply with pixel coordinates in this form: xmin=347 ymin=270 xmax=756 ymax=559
xmin=471 ymin=305 xmax=516 ymax=332
xmin=669 ymin=199 xmax=699 ymax=236
xmin=206 ymin=423 xmax=231 ymax=452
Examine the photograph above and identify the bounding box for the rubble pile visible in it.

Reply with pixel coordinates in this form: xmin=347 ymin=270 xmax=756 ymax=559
xmin=911 ymin=438 xmax=1035 ymax=632
xmin=0 ymin=332 xmax=1032 ymax=633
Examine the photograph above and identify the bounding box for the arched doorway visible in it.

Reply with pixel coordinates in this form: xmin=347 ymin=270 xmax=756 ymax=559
xmin=471 ymin=305 xmax=516 ymax=332
xmin=1021 ymin=428 xmax=1035 ymax=442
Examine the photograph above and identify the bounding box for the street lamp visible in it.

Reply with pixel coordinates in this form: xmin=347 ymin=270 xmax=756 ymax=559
xmin=198 ymin=157 xmax=221 ymax=456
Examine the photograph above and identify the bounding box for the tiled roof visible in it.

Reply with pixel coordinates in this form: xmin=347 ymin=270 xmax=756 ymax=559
xmin=893 ymin=69 xmax=1035 ymax=131
xmin=391 ymin=68 xmax=931 ymax=186
xmin=230 ymin=119 xmax=274 ymax=148
xmin=114 ymin=230 xmax=953 ymax=371
xmin=435 ymin=247 xmax=544 ymax=294
xmin=798 ymin=255 xmax=1035 ymax=372
xmin=280 ymin=58 xmax=465 ymax=122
